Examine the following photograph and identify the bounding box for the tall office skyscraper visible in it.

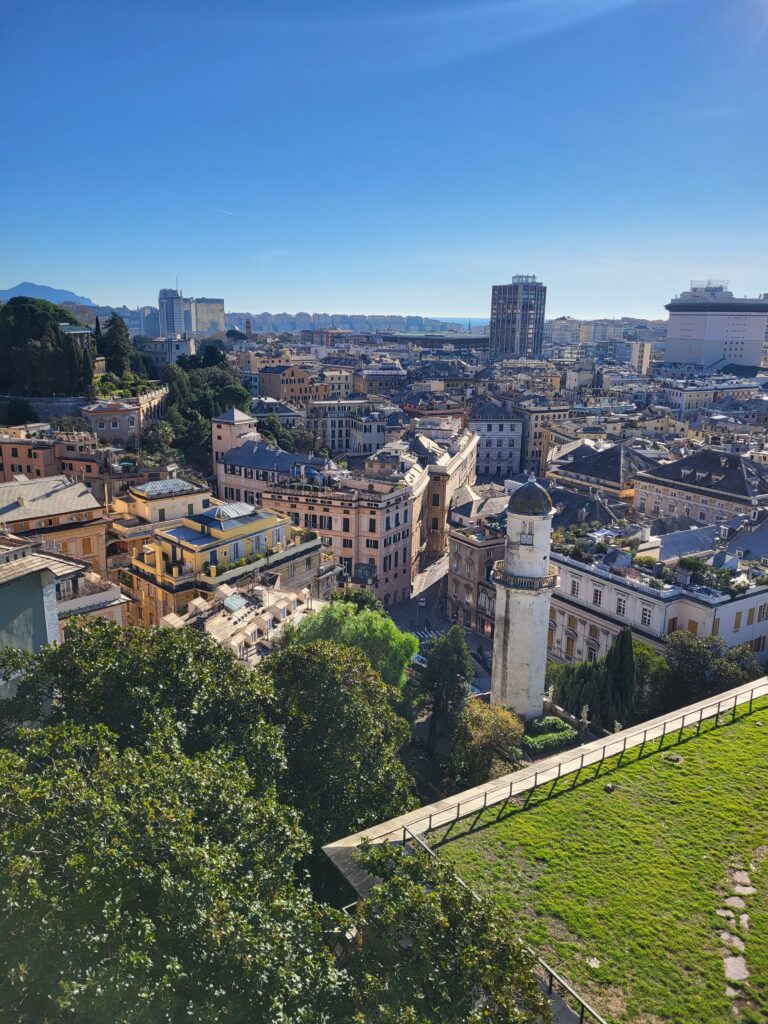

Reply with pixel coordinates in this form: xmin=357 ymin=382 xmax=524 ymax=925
xmin=158 ymin=288 xmax=184 ymax=337
xmin=489 ymin=275 xmax=547 ymax=360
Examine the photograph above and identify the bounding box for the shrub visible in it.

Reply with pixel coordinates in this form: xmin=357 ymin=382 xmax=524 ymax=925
xmin=522 ymin=725 xmax=578 ymax=758
xmin=526 ymin=715 xmax=575 ymax=736
xmin=453 ymin=700 xmax=524 ymax=786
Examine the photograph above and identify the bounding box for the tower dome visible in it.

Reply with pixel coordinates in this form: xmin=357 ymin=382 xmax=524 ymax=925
xmin=507 ymin=477 xmax=552 ymax=517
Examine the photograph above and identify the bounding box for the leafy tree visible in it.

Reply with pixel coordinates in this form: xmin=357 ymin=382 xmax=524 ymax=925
xmin=0 ymin=619 xmax=283 ymax=782
xmin=632 ymin=640 xmax=669 ymax=722
xmin=421 ymin=625 xmax=474 ymax=751
xmin=344 ymin=842 xmax=549 ymax=1024
xmin=201 ymin=342 xmax=225 ymax=367
xmin=0 ymin=722 xmax=342 ymax=1024
xmin=295 ymin=600 xmax=418 ymax=688
xmin=141 ymin=418 xmax=176 ymax=459
xmin=329 ymin=588 xmax=385 ymax=615
xmin=3 ymin=396 xmax=37 ymax=425
xmin=293 ymin=423 xmax=320 ymax=454
xmin=659 ymin=631 xmax=761 ymax=713
xmin=102 ymin=311 xmax=133 ymax=376
xmin=0 ymin=296 xmax=87 ymax=395
xmin=264 ymin=640 xmax=415 ymax=846
xmin=453 ymin=700 xmax=523 ymax=787
xmin=258 ymin=412 xmax=296 ymax=452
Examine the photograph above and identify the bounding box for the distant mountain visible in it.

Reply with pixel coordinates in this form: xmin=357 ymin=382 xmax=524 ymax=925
xmin=0 ymin=282 xmax=95 ymax=306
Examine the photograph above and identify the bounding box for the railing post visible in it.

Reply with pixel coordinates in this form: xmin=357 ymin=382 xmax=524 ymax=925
xmin=428 ymin=812 xmax=433 ymax=832
xmin=534 ymin=771 xmax=538 ymax=789
xmin=732 ymin=696 xmax=737 ymax=721
xmin=483 ymin=790 xmax=488 ymax=809
xmin=716 ymin=699 xmax=722 ymax=723
xmin=749 ymin=687 xmax=754 ymax=713
xmin=456 ymin=801 xmax=461 ymax=821
xmin=697 ymin=706 xmax=703 ymax=735
xmin=509 ymin=779 xmax=514 ymax=798
xmin=580 ymin=752 xmax=584 ymax=770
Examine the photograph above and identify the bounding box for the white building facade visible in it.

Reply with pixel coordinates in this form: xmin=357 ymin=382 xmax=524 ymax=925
xmin=664 ymin=281 xmax=768 ymax=369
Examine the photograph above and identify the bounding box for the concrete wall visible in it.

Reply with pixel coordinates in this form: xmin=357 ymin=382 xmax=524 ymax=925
xmin=0 ymin=395 xmax=87 ymax=419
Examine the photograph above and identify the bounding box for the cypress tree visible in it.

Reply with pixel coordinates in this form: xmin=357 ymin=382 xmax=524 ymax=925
xmin=93 ymin=316 xmax=104 ymax=355
xmin=604 ymin=627 xmax=636 ymax=727
xmin=103 ymin=313 xmax=133 ymax=377
xmin=81 ymin=346 xmax=94 ymax=390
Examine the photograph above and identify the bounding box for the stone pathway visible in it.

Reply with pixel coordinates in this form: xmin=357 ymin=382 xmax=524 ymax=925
xmin=716 ymin=849 xmax=765 ymax=1016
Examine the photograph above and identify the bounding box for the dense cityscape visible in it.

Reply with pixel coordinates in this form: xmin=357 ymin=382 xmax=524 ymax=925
xmin=3 ymin=0 xmax=767 ymax=1021
xmin=0 ymin=271 xmax=766 ymax=1021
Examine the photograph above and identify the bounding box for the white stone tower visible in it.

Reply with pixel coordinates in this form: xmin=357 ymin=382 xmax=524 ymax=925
xmin=491 ymin=477 xmax=558 ymax=720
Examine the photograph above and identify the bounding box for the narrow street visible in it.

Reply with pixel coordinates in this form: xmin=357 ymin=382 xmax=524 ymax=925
xmin=391 ymin=554 xmax=493 ymax=695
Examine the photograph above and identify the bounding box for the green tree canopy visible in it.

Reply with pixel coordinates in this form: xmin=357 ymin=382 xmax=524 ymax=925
xmin=0 ymin=296 xmax=91 ymax=396
xmin=295 ymin=600 xmax=418 ymax=688
xmin=660 ymin=631 xmax=762 ymax=713
xmin=0 ymin=722 xmax=341 ymax=1024
xmin=263 ymin=640 xmax=415 ymax=846
xmin=102 ymin=311 xmax=134 ymax=376
xmin=329 ymin=588 xmax=385 ymax=615
xmin=421 ymin=625 xmax=474 ymax=750
xmin=344 ymin=842 xmax=549 ymax=1024
xmin=453 ymin=699 xmax=523 ymax=787
xmin=0 ymin=619 xmax=283 ymax=782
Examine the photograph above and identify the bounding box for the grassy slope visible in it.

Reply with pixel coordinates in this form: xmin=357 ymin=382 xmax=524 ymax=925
xmin=434 ymin=699 xmax=768 ymax=1024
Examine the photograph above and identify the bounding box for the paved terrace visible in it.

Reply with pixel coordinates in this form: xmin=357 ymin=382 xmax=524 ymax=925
xmin=324 ymin=676 xmax=768 ymax=897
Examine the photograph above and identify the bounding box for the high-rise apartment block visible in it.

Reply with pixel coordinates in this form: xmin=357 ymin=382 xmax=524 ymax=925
xmin=158 ymin=288 xmax=184 ymax=337
xmin=489 ymin=275 xmax=547 ymax=360
xmin=664 ymin=281 xmax=768 ymax=369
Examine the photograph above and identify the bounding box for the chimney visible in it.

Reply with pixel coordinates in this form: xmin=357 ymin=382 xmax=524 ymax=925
xmin=16 ymin=495 xmax=24 ymax=507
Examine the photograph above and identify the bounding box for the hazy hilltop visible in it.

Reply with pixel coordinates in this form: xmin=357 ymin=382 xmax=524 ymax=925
xmin=0 ymin=282 xmax=94 ymax=306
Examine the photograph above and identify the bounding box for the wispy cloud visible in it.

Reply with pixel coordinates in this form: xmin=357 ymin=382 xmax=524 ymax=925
xmin=296 ymin=0 xmax=654 ymax=63
xmin=173 ymin=194 xmax=236 ymax=217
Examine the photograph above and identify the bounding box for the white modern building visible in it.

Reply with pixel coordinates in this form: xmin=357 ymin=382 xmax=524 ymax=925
xmin=663 ymin=281 xmax=768 ymax=369
xmin=491 ymin=478 xmax=558 ymax=719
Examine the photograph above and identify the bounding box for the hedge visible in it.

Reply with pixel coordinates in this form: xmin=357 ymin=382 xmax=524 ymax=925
xmin=526 ymin=715 xmax=576 ymax=737
xmin=522 ymin=725 xmax=578 ymax=758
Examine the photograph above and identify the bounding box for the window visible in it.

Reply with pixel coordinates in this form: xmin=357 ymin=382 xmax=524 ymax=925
xmin=342 ymin=517 xmax=350 ymax=533
xmin=748 ymin=607 xmax=755 ymax=626
xmin=159 ymin=508 xmax=166 ymax=522
xmin=369 ymin=517 xmax=376 ymax=532
xmin=570 ymin=579 xmax=580 ymax=597
xmin=592 ymin=588 xmax=602 ymax=607
xmin=688 ymin=619 xmax=699 ymax=636
xmin=431 ymin=517 xmax=438 ymax=531
xmin=111 ymin=420 xmax=119 ymax=430
xmin=752 ymin=636 xmax=766 ymax=654
xmin=432 ymin=493 xmax=440 ymax=506
xmin=365 ymin=538 xmax=379 ymax=549
xmin=342 ymin=539 xmax=353 ymax=549
xmin=734 ymin=611 xmax=742 ymax=632
xmin=565 ymin=636 xmax=575 ymax=660
xmin=616 ymin=596 xmax=626 ymax=616
xmin=641 ymin=607 xmax=653 ymax=628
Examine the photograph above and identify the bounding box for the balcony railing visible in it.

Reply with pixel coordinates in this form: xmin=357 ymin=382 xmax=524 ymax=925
xmin=491 ymin=566 xmax=559 ymax=591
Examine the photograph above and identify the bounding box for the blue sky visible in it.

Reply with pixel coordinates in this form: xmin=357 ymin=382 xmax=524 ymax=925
xmin=2 ymin=0 xmax=767 ymax=318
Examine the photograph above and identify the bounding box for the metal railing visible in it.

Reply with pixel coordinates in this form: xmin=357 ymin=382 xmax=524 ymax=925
xmin=491 ymin=567 xmax=559 ymax=591
xmin=399 ymin=826 xmax=607 ymax=1024
xmin=371 ymin=678 xmax=768 ymax=844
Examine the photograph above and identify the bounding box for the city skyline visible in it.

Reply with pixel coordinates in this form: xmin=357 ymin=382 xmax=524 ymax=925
xmin=3 ymin=1 xmax=768 ymax=319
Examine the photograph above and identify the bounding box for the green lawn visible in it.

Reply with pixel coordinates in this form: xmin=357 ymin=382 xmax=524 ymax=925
xmin=433 ymin=699 xmax=768 ymax=1024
